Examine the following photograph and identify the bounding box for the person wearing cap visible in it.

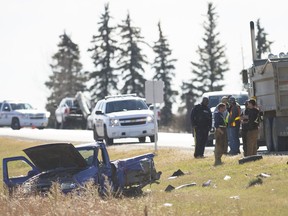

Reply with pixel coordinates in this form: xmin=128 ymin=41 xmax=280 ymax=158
xmin=190 ymin=97 xmax=212 ymax=158
xmin=240 ymin=100 xmax=249 ymax=156
xmin=227 ymin=96 xmax=241 ymax=155
xmin=213 ymin=102 xmax=227 ymax=165
xmin=246 ymin=99 xmax=260 ymax=156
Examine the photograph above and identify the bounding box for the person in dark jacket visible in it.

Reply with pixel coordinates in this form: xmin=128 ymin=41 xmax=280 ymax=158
xmin=214 ymin=103 xmax=227 ymax=165
xmin=246 ymin=99 xmax=259 ymax=156
xmin=190 ymin=97 xmax=212 ymax=158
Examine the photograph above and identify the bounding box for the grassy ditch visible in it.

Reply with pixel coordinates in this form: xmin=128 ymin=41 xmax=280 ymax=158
xmin=1 ymin=137 xmax=288 ymax=215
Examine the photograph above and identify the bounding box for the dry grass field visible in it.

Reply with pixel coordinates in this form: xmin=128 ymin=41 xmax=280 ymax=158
xmin=1 ymin=137 xmax=288 ymax=215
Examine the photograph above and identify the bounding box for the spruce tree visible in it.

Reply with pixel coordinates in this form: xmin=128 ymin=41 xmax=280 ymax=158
xmin=255 ymin=19 xmax=273 ymax=59
xmin=181 ymin=2 xmax=229 ymax=131
xmin=152 ymin=22 xmax=178 ymax=126
xmin=45 ymin=32 xmax=86 ymax=126
xmin=117 ymin=13 xmax=147 ymax=97
xmin=88 ymin=4 xmax=119 ymax=100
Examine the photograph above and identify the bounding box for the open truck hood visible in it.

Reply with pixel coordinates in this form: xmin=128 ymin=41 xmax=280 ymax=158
xmin=23 ymin=143 xmax=87 ymax=172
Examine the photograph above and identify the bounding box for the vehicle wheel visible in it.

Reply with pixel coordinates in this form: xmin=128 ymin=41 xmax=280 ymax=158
xmin=104 ymin=126 xmax=113 ymax=145
xmin=264 ymin=117 xmax=273 ymax=151
xmin=11 ymin=118 xmax=20 ymax=130
xmin=37 ymin=127 xmax=44 ymax=130
xmin=149 ymin=135 xmax=155 ymax=142
xmin=138 ymin=137 xmax=146 ymax=143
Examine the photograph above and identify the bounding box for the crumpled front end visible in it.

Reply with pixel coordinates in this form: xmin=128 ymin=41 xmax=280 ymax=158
xmin=112 ymin=153 xmax=162 ymax=190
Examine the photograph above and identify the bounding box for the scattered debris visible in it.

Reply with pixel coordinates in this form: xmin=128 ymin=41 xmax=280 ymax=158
xmin=171 ymin=169 xmax=185 ymax=177
xmin=257 ymin=173 xmax=271 ymax=178
xmin=239 ymin=155 xmax=263 ymax=164
xmin=230 ymin=196 xmax=240 ymax=200
xmin=224 ymin=175 xmax=231 ymax=181
xmin=168 ymin=176 xmax=178 ymax=180
xmin=163 ymin=203 xmax=173 ymax=207
xmin=247 ymin=177 xmax=263 ymax=188
xmin=202 ymin=180 xmax=212 ymax=187
xmin=175 ymin=182 xmax=197 ymax=190
xmin=165 ymin=185 xmax=175 ymax=192
xmin=165 ymin=182 xmax=197 ymax=192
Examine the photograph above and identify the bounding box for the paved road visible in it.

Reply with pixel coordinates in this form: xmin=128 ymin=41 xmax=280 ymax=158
xmin=0 ymin=127 xmax=268 ymax=154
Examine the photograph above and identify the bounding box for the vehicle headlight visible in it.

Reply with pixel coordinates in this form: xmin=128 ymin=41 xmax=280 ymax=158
xmin=20 ymin=114 xmax=30 ymax=119
xmin=109 ymin=118 xmax=120 ymax=126
xmin=146 ymin=115 xmax=154 ymax=123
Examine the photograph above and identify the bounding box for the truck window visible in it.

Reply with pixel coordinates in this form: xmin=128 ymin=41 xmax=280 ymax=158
xmin=78 ymin=149 xmax=94 ymax=166
xmin=3 ymin=103 xmax=10 ymax=112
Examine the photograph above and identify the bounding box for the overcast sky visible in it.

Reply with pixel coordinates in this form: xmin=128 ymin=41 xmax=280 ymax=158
xmin=1 ymin=0 xmax=288 ymax=111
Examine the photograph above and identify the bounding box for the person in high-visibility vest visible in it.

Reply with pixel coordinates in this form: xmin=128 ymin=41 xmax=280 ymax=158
xmin=227 ymin=96 xmax=241 ymax=155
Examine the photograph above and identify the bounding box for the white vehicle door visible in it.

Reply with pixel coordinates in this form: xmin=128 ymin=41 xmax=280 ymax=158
xmin=94 ymin=101 xmax=107 ymax=137
xmin=0 ymin=103 xmax=12 ymax=126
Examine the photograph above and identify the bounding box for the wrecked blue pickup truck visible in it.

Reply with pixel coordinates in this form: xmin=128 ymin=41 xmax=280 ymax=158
xmin=2 ymin=142 xmax=161 ymax=195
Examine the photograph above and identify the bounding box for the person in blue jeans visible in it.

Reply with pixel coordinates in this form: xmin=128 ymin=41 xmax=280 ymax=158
xmin=227 ymin=96 xmax=241 ymax=155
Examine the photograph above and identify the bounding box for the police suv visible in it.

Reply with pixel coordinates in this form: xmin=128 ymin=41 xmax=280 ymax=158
xmin=0 ymin=100 xmax=50 ymax=130
xmin=90 ymin=94 xmax=156 ymax=145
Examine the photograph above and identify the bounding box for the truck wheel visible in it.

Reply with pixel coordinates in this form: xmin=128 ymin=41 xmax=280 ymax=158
xmin=138 ymin=137 xmax=146 ymax=143
xmin=264 ymin=117 xmax=274 ymax=151
xmin=11 ymin=118 xmax=20 ymax=130
xmin=104 ymin=126 xmax=113 ymax=145
xmin=149 ymin=135 xmax=155 ymax=142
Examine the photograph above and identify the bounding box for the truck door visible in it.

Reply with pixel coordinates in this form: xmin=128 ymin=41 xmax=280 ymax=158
xmin=3 ymin=156 xmax=39 ymax=190
xmin=0 ymin=103 xmax=12 ymax=126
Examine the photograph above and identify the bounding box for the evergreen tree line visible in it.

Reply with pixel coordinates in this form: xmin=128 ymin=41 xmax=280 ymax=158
xmin=45 ymin=2 xmax=272 ymax=131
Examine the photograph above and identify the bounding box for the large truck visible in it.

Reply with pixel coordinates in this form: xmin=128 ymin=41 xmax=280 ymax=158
xmin=242 ymin=21 xmax=288 ymax=151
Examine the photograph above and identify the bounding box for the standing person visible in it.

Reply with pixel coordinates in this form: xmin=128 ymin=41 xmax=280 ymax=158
xmin=227 ymin=96 xmax=241 ymax=155
xmin=190 ymin=97 xmax=212 ymax=158
xmin=246 ymin=99 xmax=259 ymax=156
xmin=214 ymin=103 xmax=227 ymax=166
xmin=220 ymin=96 xmax=229 ymax=154
xmin=240 ymin=100 xmax=249 ymax=156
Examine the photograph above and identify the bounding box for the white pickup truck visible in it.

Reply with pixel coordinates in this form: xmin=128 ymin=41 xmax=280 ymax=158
xmin=0 ymin=100 xmax=50 ymax=130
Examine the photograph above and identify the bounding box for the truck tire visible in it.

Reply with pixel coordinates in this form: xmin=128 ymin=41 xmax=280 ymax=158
xmin=104 ymin=126 xmax=113 ymax=145
xmin=149 ymin=135 xmax=155 ymax=142
xmin=206 ymin=139 xmax=214 ymax=146
xmin=11 ymin=118 xmax=20 ymax=130
xmin=264 ymin=117 xmax=274 ymax=151
xmin=138 ymin=137 xmax=146 ymax=143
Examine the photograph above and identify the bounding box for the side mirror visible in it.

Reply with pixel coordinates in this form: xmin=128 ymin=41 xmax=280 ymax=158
xmin=95 ymin=110 xmax=103 ymax=115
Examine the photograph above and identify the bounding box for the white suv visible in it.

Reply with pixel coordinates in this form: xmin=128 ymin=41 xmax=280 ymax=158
xmin=91 ymin=94 xmax=156 ymax=145
xmin=0 ymin=100 xmax=50 ymax=130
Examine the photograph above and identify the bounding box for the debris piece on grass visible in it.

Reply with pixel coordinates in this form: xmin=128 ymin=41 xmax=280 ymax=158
xmin=171 ymin=169 xmax=185 ymax=177
xmin=224 ymin=175 xmax=231 ymax=181
xmin=165 ymin=182 xmax=197 ymax=192
xmin=163 ymin=203 xmax=173 ymax=207
xmin=202 ymin=180 xmax=212 ymax=187
xmin=168 ymin=176 xmax=178 ymax=180
xmin=239 ymin=155 xmax=263 ymax=164
xmin=257 ymin=173 xmax=271 ymax=178
xmin=165 ymin=185 xmax=175 ymax=192
xmin=230 ymin=196 xmax=240 ymax=199
xmin=247 ymin=177 xmax=263 ymax=188
xmin=175 ymin=182 xmax=197 ymax=190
